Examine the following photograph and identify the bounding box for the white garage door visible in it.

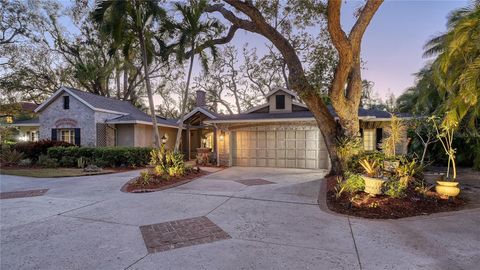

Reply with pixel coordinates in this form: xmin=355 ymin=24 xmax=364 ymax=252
xmin=231 ymin=125 xmax=328 ymax=169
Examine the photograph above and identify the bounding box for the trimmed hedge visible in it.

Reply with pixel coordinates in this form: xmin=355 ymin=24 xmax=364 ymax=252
xmin=48 ymin=146 xmax=153 ymax=168
xmin=14 ymin=140 xmax=75 ymax=161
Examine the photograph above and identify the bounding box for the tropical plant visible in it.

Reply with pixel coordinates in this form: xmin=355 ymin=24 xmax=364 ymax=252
xmin=385 ymin=180 xmax=407 ymax=198
xmin=429 ymin=116 xmax=458 ymax=181
xmin=171 ymin=0 xmax=223 ymax=151
xmin=424 ymin=2 xmax=480 ymax=131
xmin=381 ymin=115 xmax=408 ymax=157
xmin=0 ymin=145 xmax=25 ymax=165
xmin=93 ymin=0 xmax=168 ymax=148
xmin=336 ymin=136 xmax=363 ymax=168
xmin=359 ymin=159 xmax=378 ymax=178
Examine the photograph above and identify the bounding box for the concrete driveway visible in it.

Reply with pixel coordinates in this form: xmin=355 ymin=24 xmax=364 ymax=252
xmin=1 ymin=167 xmax=479 ymax=270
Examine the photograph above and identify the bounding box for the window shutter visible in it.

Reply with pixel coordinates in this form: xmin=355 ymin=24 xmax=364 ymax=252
xmin=74 ymin=128 xmax=81 ymax=146
xmin=51 ymin=129 xmax=57 ymax=141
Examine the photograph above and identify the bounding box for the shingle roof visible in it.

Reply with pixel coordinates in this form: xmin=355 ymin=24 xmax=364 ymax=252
xmin=63 ymin=87 xmax=178 ymax=126
xmin=11 ymin=118 xmax=40 ymax=125
xmin=208 ymin=106 xmax=410 ymax=122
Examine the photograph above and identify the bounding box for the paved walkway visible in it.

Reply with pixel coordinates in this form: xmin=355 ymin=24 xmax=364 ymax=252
xmin=0 ymin=167 xmax=479 ymax=270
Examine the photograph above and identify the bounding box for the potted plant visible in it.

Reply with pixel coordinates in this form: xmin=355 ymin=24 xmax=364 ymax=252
xmin=359 ymin=159 xmax=385 ymax=195
xmin=429 ymin=116 xmax=460 ymax=198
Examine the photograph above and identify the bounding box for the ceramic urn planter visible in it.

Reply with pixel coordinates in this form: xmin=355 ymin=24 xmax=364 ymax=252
xmin=361 ymin=175 xmax=386 ymax=196
xmin=435 ymin=181 xmax=460 ymax=198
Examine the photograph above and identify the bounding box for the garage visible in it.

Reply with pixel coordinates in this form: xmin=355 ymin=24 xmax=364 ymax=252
xmin=230 ymin=124 xmax=329 ymax=169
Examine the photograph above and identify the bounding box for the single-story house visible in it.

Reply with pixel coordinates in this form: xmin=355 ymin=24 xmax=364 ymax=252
xmin=8 ymin=86 xmax=410 ymax=170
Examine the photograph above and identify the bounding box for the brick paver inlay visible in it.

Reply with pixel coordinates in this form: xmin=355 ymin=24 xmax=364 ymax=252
xmin=139 ymin=216 xmax=231 ymax=253
xmin=0 ymin=189 xmax=49 ymax=200
xmin=235 ymin=179 xmax=275 ymax=186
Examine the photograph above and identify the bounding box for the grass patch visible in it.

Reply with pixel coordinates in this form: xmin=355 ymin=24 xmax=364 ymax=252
xmin=0 ymin=168 xmax=115 ymax=178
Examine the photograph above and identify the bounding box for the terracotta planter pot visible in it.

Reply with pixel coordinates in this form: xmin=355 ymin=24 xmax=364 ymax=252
xmin=435 ymin=181 xmax=460 ymax=198
xmin=361 ymin=175 xmax=386 ymax=195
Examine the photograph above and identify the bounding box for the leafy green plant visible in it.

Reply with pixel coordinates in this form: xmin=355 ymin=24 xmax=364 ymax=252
xmin=381 ymin=115 xmax=408 ymax=157
xmin=138 ymin=171 xmax=152 ymax=186
xmin=429 ymin=116 xmax=458 ymax=181
xmin=336 ymin=136 xmax=363 ymax=168
xmin=385 ymin=181 xmax=407 ymax=198
xmin=0 ymin=145 xmax=24 ymax=165
xmin=166 ymin=151 xmax=185 ymax=177
xmin=37 ymin=154 xmax=58 ymax=168
xmin=18 ymin=158 xmax=32 ymax=167
xmin=334 ymin=172 xmax=365 ymax=199
xmin=359 ymin=159 xmax=378 ymax=177
xmin=396 ymin=159 xmax=420 ymax=185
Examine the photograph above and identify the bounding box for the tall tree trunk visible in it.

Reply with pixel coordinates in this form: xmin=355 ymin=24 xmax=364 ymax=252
xmin=138 ymin=32 xmax=161 ymax=148
xmin=174 ymin=43 xmax=196 ymax=152
xmin=116 ymin=67 xmax=121 ymax=99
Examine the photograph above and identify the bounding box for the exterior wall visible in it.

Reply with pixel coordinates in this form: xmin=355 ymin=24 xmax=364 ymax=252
xmin=217 ymin=130 xmax=230 ymax=166
xmin=268 ymin=91 xmax=293 ymax=113
xmin=131 ymin=124 xmax=177 ymax=149
xmin=116 ymin=124 xmax=135 ymax=146
xmin=39 ymin=93 xmax=96 ymax=146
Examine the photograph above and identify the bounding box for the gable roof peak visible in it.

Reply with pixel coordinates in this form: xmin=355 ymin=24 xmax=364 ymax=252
xmin=265 ymin=87 xmax=298 ymax=98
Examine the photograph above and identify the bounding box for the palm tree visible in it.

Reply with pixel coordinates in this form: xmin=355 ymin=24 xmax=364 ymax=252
xmin=424 ymin=1 xmax=480 ymax=131
xmin=171 ymin=0 xmax=222 ymax=152
xmin=93 ymin=0 xmax=166 ymax=148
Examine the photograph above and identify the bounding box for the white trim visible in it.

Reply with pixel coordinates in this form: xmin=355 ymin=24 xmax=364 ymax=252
xmin=34 ymin=87 xmax=128 ymax=116
xmin=107 ymin=120 xmax=180 ymax=129
xmin=179 ymin=107 xmax=217 ymax=123
xmin=265 ymin=87 xmax=298 ymax=98
xmin=205 ymin=117 xmax=316 ymax=124
xmin=292 ymin=101 xmax=308 ymax=108
xmin=7 ymin=123 xmax=40 ymax=127
xmin=243 ymin=104 xmax=269 ymax=114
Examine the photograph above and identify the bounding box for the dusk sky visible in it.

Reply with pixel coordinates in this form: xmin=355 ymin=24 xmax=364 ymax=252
xmin=225 ymin=0 xmax=469 ymax=100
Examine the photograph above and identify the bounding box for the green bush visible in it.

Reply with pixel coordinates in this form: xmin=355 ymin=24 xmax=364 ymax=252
xmin=48 ymin=146 xmax=153 ymax=168
xmin=385 ymin=181 xmax=407 ymax=198
xmin=14 ymin=140 xmax=74 ymax=161
xmin=0 ymin=145 xmax=25 ymax=165
xmin=342 ymin=172 xmax=365 ymax=193
xmin=37 ymin=154 xmax=58 ymax=168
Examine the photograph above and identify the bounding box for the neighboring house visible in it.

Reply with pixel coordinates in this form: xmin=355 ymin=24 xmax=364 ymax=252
xmin=8 ymin=86 xmax=409 ymax=170
xmin=9 ymin=87 xmax=179 ymax=148
xmin=0 ymin=102 xmax=39 ymax=142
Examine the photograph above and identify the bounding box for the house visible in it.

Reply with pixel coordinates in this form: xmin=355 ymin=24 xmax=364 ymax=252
xmin=9 ymin=87 xmax=179 ymax=148
xmin=0 ymin=102 xmax=39 ymax=142
xmin=8 ymin=86 xmax=409 ymax=170
xmin=182 ymin=88 xmax=410 ymax=169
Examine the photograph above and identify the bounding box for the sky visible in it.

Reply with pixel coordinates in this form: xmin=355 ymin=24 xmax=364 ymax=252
xmin=186 ymin=0 xmax=469 ymax=101
xmin=57 ymin=0 xmax=468 ymax=102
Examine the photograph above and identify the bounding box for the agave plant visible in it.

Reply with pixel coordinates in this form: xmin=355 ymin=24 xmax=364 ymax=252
xmin=359 ymin=159 xmax=378 ymax=178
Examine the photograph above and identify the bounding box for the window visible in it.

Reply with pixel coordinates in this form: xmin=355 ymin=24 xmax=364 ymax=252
xmin=30 ymin=131 xmax=39 ymax=142
xmin=5 ymin=116 xmax=13 ymax=123
xmin=60 ymin=129 xmax=75 ymax=144
xmin=276 ymin=95 xmax=285 ymax=110
xmin=363 ymin=129 xmax=376 ymax=151
xmin=63 ymin=96 xmax=70 ymax=109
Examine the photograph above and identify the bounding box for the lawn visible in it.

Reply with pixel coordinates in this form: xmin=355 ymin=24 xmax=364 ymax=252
xmin=0 ymin=168 xmax=116 ymax=178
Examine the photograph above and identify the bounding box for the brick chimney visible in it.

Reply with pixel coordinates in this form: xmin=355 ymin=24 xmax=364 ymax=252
xmin=196 ymin=90 xmax=206 ymax=107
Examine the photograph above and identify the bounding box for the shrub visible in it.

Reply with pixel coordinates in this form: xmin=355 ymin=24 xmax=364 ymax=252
xmin=37 ymin=154 xmax=58 ymax=168
xmin=18 ymin=159 xmax=32 ymax=167
xmin=334 ymin=172 xmax=365 ymax=198
xmin=336 ymin=136 xmax=363 ymax=168
xmin=385 ymin=180 xmax=407 ymax=198
xmin=47 ymin=146 xmax=152 ymax=168
xmin=149 ymin=146 xmax=186 ymax=178
xmin=0 ymin=145 xmax=25 ymax=165
xmin=14 ymin=140 xmax=74 ymax=161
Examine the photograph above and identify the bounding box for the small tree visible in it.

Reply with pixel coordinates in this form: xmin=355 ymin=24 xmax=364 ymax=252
xmin=412 ymin=118 xmax=439 ymax=165
xmin=429 ymin=116 xmax=458 ymax=181
xmin=381 ymin=115 xmax=407 ymax=157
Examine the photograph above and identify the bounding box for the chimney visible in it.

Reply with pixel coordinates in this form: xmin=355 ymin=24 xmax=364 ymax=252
xmin=196 ymin=90 xmax=206 ymax=107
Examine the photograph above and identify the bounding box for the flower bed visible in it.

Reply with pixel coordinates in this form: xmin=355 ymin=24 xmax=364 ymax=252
xmin=121 ymin=168 xmax=208 ymax=193
xmin=326 ymin=176 xmax=465 ymax=219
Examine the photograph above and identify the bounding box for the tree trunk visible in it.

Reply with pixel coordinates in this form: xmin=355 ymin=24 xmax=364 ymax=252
xmin=138 ymin=32 xmax=161 ymax=148
xmin=174 ymin=43 xmax=196 ymax=152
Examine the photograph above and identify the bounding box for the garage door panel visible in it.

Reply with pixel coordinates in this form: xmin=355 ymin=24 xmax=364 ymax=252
xmin=232 ymin=127 xmax=328 ymax=169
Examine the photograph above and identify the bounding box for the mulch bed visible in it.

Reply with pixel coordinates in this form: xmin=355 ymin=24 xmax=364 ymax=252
xmin=121 ymin=170 xmax=209 ymax=193
xmin=325 ymin=176 xmax=466 ymax=219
